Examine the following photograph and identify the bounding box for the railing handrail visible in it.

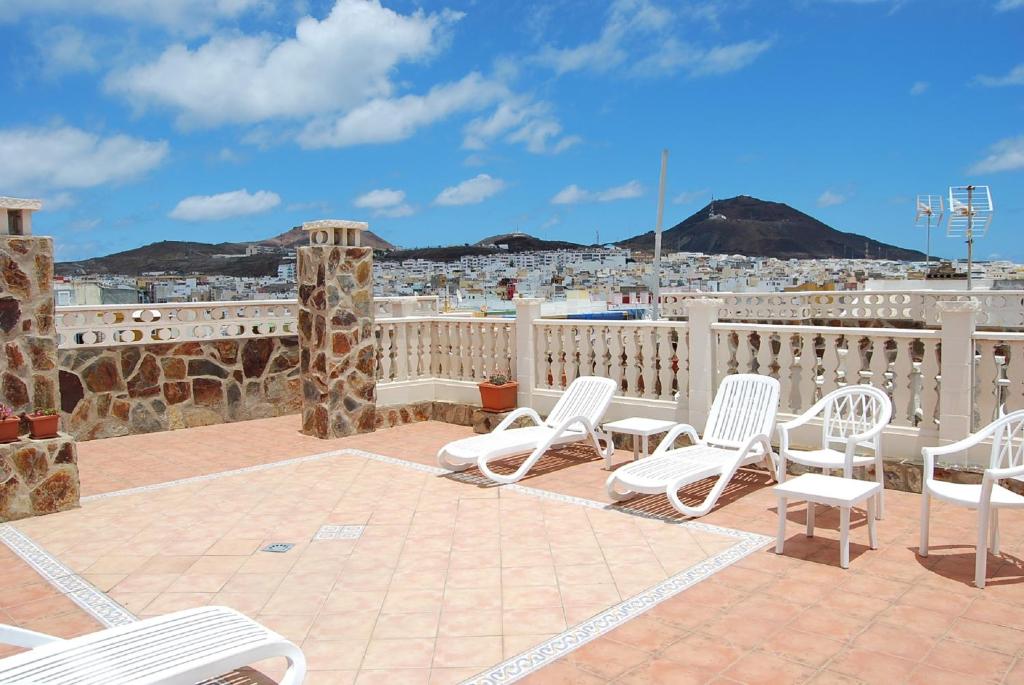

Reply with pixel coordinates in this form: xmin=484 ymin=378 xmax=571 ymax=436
xmin=711 ymin=321 xmax=943 ymax=338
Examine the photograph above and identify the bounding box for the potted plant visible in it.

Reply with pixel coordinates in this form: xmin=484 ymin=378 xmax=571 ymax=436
xmin=0 ymin=404 xmax=20 ymax=443
xmin=478 ymin=373 xmax=519 ymax=413
xmin=25 ymin=408 xmax=59 ymax=439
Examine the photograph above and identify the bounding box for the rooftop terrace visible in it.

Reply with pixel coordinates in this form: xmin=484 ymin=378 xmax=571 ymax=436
xmin=2 ymin=416 xmax=1023 ymax=684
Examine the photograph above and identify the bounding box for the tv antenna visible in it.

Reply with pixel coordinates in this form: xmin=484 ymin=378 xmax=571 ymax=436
xmin=946 ymin=185 xmax=993 ymax=291
xmin=650 ymin=149 xmax=668 ymax=320
xmin=914 ymin=194 xmax=944 ymax=267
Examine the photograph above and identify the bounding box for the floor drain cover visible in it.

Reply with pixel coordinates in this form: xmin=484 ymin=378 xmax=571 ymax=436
xmin=314 ymin=525 xmax=365 ymax=541
xmin=261 ymin=542 xmax=294 ymax=553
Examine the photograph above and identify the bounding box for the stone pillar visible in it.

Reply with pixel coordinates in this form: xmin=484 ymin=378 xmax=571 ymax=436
xmin=938 ymin=299 xmax=979 ymax=445
xmin=0 ymin=197 xmax=79 ymax=521
xmin=684 ymin=297 xmax=723 ymax=428
xmin=514 ymin=297 xmax=543 ymax=408
xmin=298 ymin=220 xmax=376 ymax=438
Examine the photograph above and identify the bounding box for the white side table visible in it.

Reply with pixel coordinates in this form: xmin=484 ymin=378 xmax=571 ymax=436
xmin=602 ymin=418 xmax=676 ymax=461
xmin=773 ymin=473 xmax=882 ymax=569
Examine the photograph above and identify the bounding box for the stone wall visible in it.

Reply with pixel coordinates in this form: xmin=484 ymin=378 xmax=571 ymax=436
xmin=0 ymin=434 xmax=78 ymax=522
xmin=0 ymin=236 xmax=58 ymax=414
xmin=58 ymin=336 xmax=301 ymax=440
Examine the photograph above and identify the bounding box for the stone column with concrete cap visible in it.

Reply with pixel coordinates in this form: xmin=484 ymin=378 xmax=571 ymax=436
xmin=684 ymin=297 xmax=724 ymax=428
xmin=0 ymin=197 xmax=79 ymax=521
xmin=297 ymin=220 xmax=376 ymax=438
xmin=937 ymin=299 xmax=980 ymax=445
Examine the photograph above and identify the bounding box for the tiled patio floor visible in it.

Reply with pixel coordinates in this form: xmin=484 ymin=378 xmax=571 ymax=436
xmin=3 ymin=416 xmax=1024 ymax=684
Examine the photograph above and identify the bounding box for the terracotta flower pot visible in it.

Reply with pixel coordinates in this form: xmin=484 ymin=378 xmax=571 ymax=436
xmin=27 ymin=414 xmax=59 ymax=439
xmin=479 ymin=381 xmax=518 ymax=413
xmin=0 ymin=417 xmax=20 ymax=443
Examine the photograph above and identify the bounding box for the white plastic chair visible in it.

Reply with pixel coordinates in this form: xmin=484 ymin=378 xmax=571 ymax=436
xmin=438 ymin=375 xmax=617 ymax=484
xmin=919 ymin=410 xmax=1024 ymax=588
xmin=605 ymin=374 xmax=780 ymax=518
xmin=777 ymin=385 xmax=892 ymax=520
xmin=0 ymin=606 xmax=306 ymax=684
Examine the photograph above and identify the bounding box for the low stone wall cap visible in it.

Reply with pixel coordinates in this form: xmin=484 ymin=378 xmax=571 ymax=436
xmin=936 ymin=299 xmax=982 ymax=312
xmin=302 ymin=220 xmax=368 ymax=231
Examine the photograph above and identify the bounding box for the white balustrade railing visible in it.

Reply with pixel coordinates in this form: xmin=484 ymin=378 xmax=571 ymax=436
xmin=533 ymin=319 xmax=687 ymax=401
xmin=973 ymin=332 xmax=1024 ymax=428
xmin=662 ymin=290 xmax=1024 ymax=329
xmin=55 ymin=301 xmax=297 ymax=349
xmin=713 ymin=323 xmax=941 ymax=429
xmin=371 ymin=296 xmax=440 ymax=318
xmin=375 ymin=316 xmax=515 ymax=384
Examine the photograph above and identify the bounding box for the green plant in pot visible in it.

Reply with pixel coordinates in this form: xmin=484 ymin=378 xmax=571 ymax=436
xmin=0 ymin=404 xmax=20 ymax=443
xmin=478 ymin=372 xmax=518 ymax=413
xmin=25 ymin=407 xmax=59 ymax=439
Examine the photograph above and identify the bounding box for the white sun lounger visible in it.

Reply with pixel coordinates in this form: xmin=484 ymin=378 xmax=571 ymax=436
xmin=0 ymin=606 xmax=306 ymax=684
xmin=438 ymin=375 xmax=617 ymax=484
xmin=605 ymin=374 xmax=780 ymax=517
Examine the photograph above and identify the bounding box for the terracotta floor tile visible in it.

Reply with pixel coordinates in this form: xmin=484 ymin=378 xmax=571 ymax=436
xmin=568 ymin=637 xmax=651 ymax=680
xmin=361 ymin=638 xmax=435 ymax=669
xmin=722 ymin=651 xmax=817 ymax=685
xmin=616 ymin=659 xmax=714 ymax=685
xmin=660 ymin=633 xmax=744 ymax=672
xmin=432 ymin=636 xmax=502 ymax=669
xmin=828 ymin=647 xmax=919 ymax=682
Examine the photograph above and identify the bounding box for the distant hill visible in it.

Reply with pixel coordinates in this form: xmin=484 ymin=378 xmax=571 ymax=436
xmin=618 ymin=195 xmax=925 ymax=261
xmin=56 ymin=225 xmax=396 ymax=277
xmin=381 ymin=232 xmax=585 ymax=262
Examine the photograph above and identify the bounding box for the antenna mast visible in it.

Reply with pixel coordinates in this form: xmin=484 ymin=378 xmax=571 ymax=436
xmin=651 ymin=149 xmax=669 ymax=320
xmin=947 ymin=185 xmax=994 ymax=291
xmin=914 ymin=194 xmax=944 ymax=268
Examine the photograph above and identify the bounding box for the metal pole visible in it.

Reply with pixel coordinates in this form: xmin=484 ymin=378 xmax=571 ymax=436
xmin=651 ymin=149 xmax=668 ymax=320
xmin=966 ymin=185 xmax=974 ymax=291
xmin=926 ymin=213 xmax=931 ymax=268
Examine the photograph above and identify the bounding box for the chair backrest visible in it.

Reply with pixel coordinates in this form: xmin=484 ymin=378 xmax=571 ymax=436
xmin=545 ymin=376 xmax=618 ymax=429
xmin=820 ymin=385 xmax=892 ymax=450
xmin=703 ymin=374 xmax=781 ymax=449
xmin=987 ymin=409 xmax=1024 ymax=473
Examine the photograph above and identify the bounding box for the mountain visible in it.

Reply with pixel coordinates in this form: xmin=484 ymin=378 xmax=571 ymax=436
xmin=617 ymin=195 xmax=925 ymax=261
xmin=55 ymin=225 xmax=397 ymax=277
xmin=380 ymin=232 xmax=585 ymax=262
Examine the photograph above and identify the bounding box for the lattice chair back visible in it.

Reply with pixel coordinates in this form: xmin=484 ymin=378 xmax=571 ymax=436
xmin=703 ymin=374 xmax=781 ymax=450
xmin=821 ymin=385 xmax=892 ymax=450
xmin=544 ymin=376 xmax=618 ymax=430
xmin=988 ymin=410 xmax=1024 ymax=480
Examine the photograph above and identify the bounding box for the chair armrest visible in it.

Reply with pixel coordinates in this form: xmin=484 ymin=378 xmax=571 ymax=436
xmin=495 ymin=407 xmax=542 ymax=432
xmin=550 ymin=414 xmax=595 ymax=438
xmin=778 ymin=398 xmax=828 ymax=433
xmin=0 ymin=624 xmax=62 ymax=649
xmin=651 ymin=424 xmax=701 ymax=457
xmin=985 ymin=464 xmax=1024 ymax=482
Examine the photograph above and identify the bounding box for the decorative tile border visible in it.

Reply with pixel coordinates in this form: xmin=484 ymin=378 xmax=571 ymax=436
xmin=314 ymin=524 xmax=365 ymax=540
xmin=9 ymin=445 xmax=770 ymax=684
xmin=0 ymin=525 xmax=136 ymax=628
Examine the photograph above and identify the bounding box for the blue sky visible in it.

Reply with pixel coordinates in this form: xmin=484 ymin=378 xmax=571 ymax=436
xmin=1 ymin=0 xmax=1022 ymax=261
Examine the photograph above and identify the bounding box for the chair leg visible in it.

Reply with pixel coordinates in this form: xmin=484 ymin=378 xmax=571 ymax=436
xmin=990 ymin=508 xmax=1000 ymax=556
xmin=840 ymin=506 xmax=851 ymax=569
xmin=918 ymin=490 xmax=930 ymax=557
xmin=806 ymin=502 xmax=815 ymax=538
xmin=867 ymin=497 xmax=878 ymax=550
xmin=874 ymin=459 xmax=885 ymax=520
xmin=775 ymin=496 xmax=787 ymax=555
xmin=777 ymin=453 xmax=787 ymax=483
xmin=976 ymin=503 xmax=991 ymax=589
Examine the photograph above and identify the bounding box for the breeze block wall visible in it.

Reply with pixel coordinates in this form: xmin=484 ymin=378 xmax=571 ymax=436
xmin=58 ymin=337 xmax=301 ymax=440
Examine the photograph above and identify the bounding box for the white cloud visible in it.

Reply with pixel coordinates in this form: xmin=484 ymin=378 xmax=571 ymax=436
xmin=996 ymin=0 xmax=1024 ymax=10
xmin=434 ymin=174 xmax=506 ymax=206
xmin=3 ymin=0 xmax=264 ymax=33
xmin=297 ymin=73 xmax=505 ymax=148
xmin=817 ymin=189 xmax=848 ymax=207
xmin=909 ymin=81 xmax=929 ymax=95
xmin=169 ymin=189 xmax=281 ymax=221
xmin=673 ymin=188 xmax=710 ymax=204
xmin=42 ymin=192 xmax=77 ymax=211
xmin=462 ymin=96 xmax=578 ymax=154
xmin=969 ymin=135 xmax=1024 ymax=174
xmin=107 ymin=0 xmax=460 ymax=127
xmin=551 ymin=180 xmax=644 ymax=205
xmin=534 ymin=0 xmax=772 ymax=79
xmin=353 ymin=188 xmax=415 ymax=218
xmin=975 ymin=64 xmax=1024 ymax=87
xmin=34 ymin=26 xmax=99 ymax=77
xmin=0 ymin=125 xmax=167 ymax=191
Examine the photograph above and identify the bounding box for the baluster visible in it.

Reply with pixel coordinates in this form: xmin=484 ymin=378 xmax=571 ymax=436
xmin=420 ymin=321 xmax=432 ymax=379
xmin=657 ymin=326 xmax=674 ymax=400
xmin=623 ymin=326 xmax=640 ymax=396
xmin=550 ymin=325 xmax=565 ymax=389
xmin=608 ymin=325 xmax=625 ymax=394
xmin=820 ymin=334 xmax=841 ymax=397
xmin=735 ymin=329 xmax=754 ymax=374
xmin=975 ymin=339 xmax=1000 ymax=426
xmin=380 ymin=324 xmax=394 ymax=381
xmin=437 ymin=320 xmax=451 ymax=380
xmin=868 ymin=335 xmax=889 ymax=393
xmin=753 ymin=330 xmax=772 ymax=378
xmin=471 ymin=323 xmax=484 ymax=381
xmin=635 ymin=326 xmax=653 ymax=398
xmin=674 ymin=325 xmax=689 ymax=400
xmin=890 ymin=337 xmax=913 ymax=426
xmin=594 ymin=324 xmax=610 ymax=379
xmin=535 ymin=325 xmax=550 ymax=389
xmin=919 ymin=337 xmax=941 ymax=431
xmin=713 ymin=327 xmax=732 ymax=386
xmin=839 ymin=335 xmax=861 ymax=387
xmin=1005 ymin=341 xmax=1024 ymax=413
xmin=563 ymin=324 xmax=579 ymax=385
xmin=776 ymin=332 xmax=796 ymax=413
xmin=451 ymin=322 xmax=465 ymax=380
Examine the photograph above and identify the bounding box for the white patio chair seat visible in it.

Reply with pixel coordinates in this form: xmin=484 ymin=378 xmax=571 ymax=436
xmin=777 ymin=385 xmax=892 ymax=520
xmin=605 ymin=374 xmax=781 ymax=518
xmin=608 ymin=446 xmax=739 ymax=491
xmin=0 ymin=606 xmax=305 ymax=684
xmin=438 ymin=375 xmax=617 ymax=484
xmin=920 ymin=409 xmax=1024 ymax=588
xmin=441 ymin=425 xmax=587 ymax=461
